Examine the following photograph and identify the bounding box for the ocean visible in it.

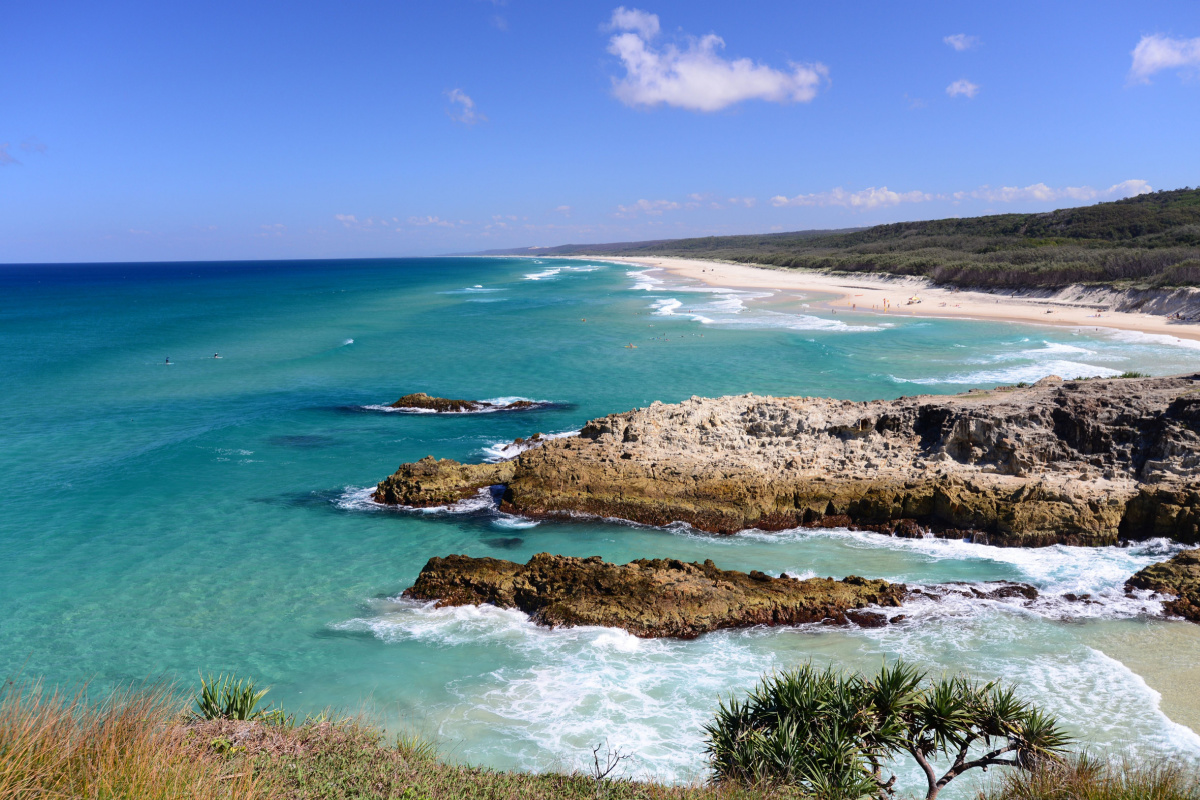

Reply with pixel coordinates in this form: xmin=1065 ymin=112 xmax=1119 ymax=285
xmin=3 ymin=256 xmax=1200 ymax=789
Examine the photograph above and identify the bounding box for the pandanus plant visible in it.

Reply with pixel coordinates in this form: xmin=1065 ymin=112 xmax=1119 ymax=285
xmin=703 ymin=661 xmax=1071 ymax=800
xmin=191 ymin=673 xmax=285 ymax=723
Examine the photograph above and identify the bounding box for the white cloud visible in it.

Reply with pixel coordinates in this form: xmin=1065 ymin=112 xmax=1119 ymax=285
xmin=615 ymin=198 xmax=681 ymax=217
xmin=1129 ymin=34 xmax=1200 ymax=84
xmin=769 ymin=180 xmax=1153 ymax=212
xmin=771 ymin=186 xmax=936 ymax=210
xmin=446 ymin=88 xmax=486 ymax=124
xmin=555 ymin=205 xmax=572 ymax=216
xmin=606 ymin=7 xmax=828 ymax=111
xmin=727 ymin=196 xmax=757 ymax=207
xmin=946 ymin=79 xmax=979 ymax=98
xmin=957 ymin=180 xmax=1153 ymax=203
xmin=0 ymin=143 xmax=16 ymax=165
xmin=943 ymin=34 xmax=980 ymax=51
xmin=607 ymin=6 xmax=659 ymax=39
xmin=258 ymin=223 xmax=286 ymax=237
xmin=408 ymin=215 xmax=454 ymax=227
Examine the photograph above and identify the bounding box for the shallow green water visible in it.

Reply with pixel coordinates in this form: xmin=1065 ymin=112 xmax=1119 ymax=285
xmin=3 ymin=257 xmax=1200 ymax=787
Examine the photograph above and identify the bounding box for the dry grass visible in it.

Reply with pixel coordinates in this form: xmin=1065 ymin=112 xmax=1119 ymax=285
xmin=978 ymin=752 xmax=1200 ymax=800
xmin=0 ymin=679 xmax=264 ymax=800
xmin=0 ymin=681 xmax=795 ymax=800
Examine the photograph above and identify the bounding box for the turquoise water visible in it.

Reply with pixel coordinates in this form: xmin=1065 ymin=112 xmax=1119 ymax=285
xmin=4 ymin=257 xmax=1200 ymax=788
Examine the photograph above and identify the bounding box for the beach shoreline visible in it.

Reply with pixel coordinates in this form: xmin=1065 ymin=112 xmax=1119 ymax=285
xmin=567 ymin=254 xmax=1200 ymax=344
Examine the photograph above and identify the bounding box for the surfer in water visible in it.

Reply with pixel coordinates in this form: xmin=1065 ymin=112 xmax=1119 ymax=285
xmin=165 ymin=357 xmax=171 ymax=365
xmin=213 ymin=353 xmax=221 ymax=358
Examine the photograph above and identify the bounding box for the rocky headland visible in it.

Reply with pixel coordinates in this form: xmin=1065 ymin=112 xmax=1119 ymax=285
xmin=389 ymin=392 xmax=543 ymax=413
xmin=405 ymin=553 xmax=907 ymax=638
xmin=375 ymin=375 xmax=1200 ymax=547
xmin=1127 ymin=548 xmax=1200 ymax=622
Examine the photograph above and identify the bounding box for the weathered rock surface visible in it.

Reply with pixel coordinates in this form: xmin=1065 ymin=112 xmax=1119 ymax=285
xmin=375 ymin=375 xmax=1200 ymax=546
xmin=373 ymin=456 xmax=515 ymax=507
xmin=389 ymin=392 xmax=539 ymax=413
xmin=1126 ymin=548 xmax=1200 ymax=622
xmin=404 ymin=553 xmax=906 ymax=638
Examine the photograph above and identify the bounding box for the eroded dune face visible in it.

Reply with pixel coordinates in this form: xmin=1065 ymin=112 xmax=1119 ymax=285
xmin=375 ymin=374 xmax=1200 ymax=547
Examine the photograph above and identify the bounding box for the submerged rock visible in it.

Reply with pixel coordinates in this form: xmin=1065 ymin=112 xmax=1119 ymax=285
xmin=1126 ymin=549 xmax=1200 ymax=622
xmin=403 ymin=553 xmax=906 ymax=638
xmin=389 ymin=393 xmax=539 ymax=413
xmin=376 ymin=375 xmax=1200 ymax=546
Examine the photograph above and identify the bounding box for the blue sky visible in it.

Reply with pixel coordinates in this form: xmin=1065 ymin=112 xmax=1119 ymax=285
xmin=2 ymin=0 xmax=1199 ymax=263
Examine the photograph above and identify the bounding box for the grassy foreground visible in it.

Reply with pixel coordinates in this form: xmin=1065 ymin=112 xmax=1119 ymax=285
xmin=0 ymin=681 xmax=779 ymax=800
xmin=3 ymin=680 xmax=1200 ymax=800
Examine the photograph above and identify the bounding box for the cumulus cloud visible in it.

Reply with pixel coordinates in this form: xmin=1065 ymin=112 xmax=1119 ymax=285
xmin=0 ymin=143 xmax=16 ymax=166
xmin=944 ymin=34 xmax=980 ymax=51
xmin=946 ymin=79 xmax=979 ymax=98
xmin=956 ymin=179 xmax=1153 ymax=203
xmin=615 ymin=198 xmax=681 ymax=217
xmin=605 ymin=7 xmax=828 ymax=111
xmin=727 ymin=196 xmax=757 ymax=207
xmin=771 ymin=186 xmax=936 ymax=210
xmin=1129 ymin=34 xmax=1200 ymax=84
xmin=446 ymin=88 xmax=486 ymax=124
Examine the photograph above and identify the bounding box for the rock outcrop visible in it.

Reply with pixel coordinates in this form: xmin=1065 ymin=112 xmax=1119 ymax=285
xmin=404 ymin=553 xmax=907 ymax=638
xmin=375 ymin=375 xmax=1200 ymax=546
xmin=389 ymin=393 xmax=540 ymax=413
xmin=1126 ymin=548 xmax=1200 ymax=622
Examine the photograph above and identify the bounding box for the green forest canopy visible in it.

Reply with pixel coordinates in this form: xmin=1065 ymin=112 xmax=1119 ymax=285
xmin=486 ymin=188 xmax=1200 ymax=290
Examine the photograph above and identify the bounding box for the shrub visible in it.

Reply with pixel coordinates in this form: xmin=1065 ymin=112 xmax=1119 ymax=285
xmin=192 ymin=673 xmax=284 ymax=723
xmin=704 ymin=661 xmax=1071 ymax=800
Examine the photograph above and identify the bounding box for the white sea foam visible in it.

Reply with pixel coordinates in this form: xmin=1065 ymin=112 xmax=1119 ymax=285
xmin=893 ymin=359 xmax=1122 ymax=385
xmin=627 ymin=269 xmax=664 ymax=291
xmin=337 ymin=561 xmax=1200 ymax=779
xmin=333 ymin=485 xmax=498 ymax=515
xmin=746 ymin=528 xmax=1183 ymax=621
xmin=525 ymin=264 xmax=603 ymax=281
xmin=631 ymin=270 xmax=881 ymax=333
xmin=360 ymin=397 xmax=553 ymax=415
xmin=359 ymin=404 xmax=437 ymax=414
xmin=491 ymin=516 xmax=540 ymax=529
xmin=439 ymin=286 xmax=505 ymax=295
xmin=1104 ymin=328 xmax=1200 ymax=352
xmin=342 ymin=338 xmax=354 ymax=346
xmin=481 ymin=430 xmax=579 ymax=462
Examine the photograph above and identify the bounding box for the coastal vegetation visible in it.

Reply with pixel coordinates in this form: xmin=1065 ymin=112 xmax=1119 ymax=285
xmin=2 ymin=673 xmax=1195 ymax=800
xmin=497 ymin=188 xmax=1200 ymax=290
xmin=704 ymin=662 xmax=1070 ymax=800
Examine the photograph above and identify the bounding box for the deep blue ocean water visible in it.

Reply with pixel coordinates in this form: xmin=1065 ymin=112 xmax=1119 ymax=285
xmin=4 ymin=256 xmax=1200 ymax=786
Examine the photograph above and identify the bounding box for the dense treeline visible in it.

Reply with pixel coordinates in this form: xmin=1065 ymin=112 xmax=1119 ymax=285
xmin=495 ymin=188 xmax=1200 ymax=290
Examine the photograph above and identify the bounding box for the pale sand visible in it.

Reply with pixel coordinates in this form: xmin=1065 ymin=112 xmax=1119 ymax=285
xmin=575 ymin=255 xmax=1200 ymax=344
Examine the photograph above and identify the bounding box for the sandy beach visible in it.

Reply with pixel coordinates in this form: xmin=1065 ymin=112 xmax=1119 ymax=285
xmin=578 ymin=255 xmax=1200 ymax=344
